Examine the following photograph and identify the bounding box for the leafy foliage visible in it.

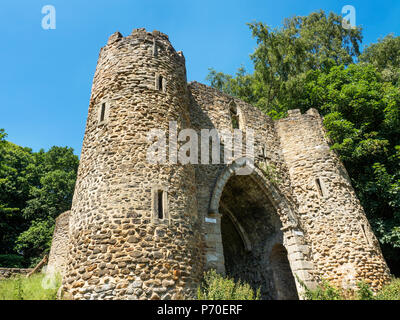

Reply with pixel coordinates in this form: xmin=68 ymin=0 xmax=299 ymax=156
xmin=207 ymin=10 xmax=400 ymax=275
xmin=207 ymin=10 xmax=363 ymax=118
xmin=0 ymin=254 xmax=26 ymax=268
xmin=197 ymin=269 xmax=260 ymax=300
xmin=14 ymin=220 xmax=55 ymax=264
xmin=300 ymin=278 xmax=399 ymax=300
xmin=0 ymin=132 xmax=78 ymax=266
xmin=360 ymin=34 xmax=400 ymax=84
xmin=0 ymin=137 xmax=34 ymax=255
xmin=299 ymin=279 xmax=343 ymax=300
xmin=375 ymin=278 xmax=400 ymax=300
xmin=355 ymin=281 xmax=374 ymax=300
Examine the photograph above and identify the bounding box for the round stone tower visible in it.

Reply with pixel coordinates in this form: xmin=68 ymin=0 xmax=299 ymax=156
xmin=63 ymin=28 xmax=204 ymax=300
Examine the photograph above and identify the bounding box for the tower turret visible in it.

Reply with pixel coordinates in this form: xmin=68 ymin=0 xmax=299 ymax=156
xmin=63 ymin=29 xmax=203 ymax=300
xmin=276 ymin=109 xmax=391 ymax=291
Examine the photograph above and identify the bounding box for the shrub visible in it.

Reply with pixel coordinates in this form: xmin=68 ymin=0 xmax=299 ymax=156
xmin=375 ymin=278 xmax=400 ymax=300
xmin=0 ymin=273 xmax=61 ymax=300
xmin=28 ymin=256 xmax=45 ymax=268
xmin=299 ymin=276 xmax=400 ymax=300
xmin=299 ymin=279 xmax=344 ymax=300
xmin=0 ymin=254 xmax=26 ymax=268
xmin=355 ymin=281 xmax=374 ymax=300
xmin=197 ymin=269 xmax=260 ymax=300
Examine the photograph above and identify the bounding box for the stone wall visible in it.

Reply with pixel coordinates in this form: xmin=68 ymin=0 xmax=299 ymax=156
xmin=0 ymin=268 xmax=32 ymax=280
xmin=47 ymin=211 xmax=70 ymax=276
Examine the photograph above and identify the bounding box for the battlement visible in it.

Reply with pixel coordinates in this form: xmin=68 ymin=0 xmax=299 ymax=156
xmin=277 ymin=108 xmax=321 ymax=122
xmin=107 ymin=28 xmax=170 ymax=44
xmin=105 ymin=28 xmax=185 ymax=62
xmin=90 ymin=28 xmax=187 ymax=104
xmin=131 ymin=27 xmax=170 ymax=41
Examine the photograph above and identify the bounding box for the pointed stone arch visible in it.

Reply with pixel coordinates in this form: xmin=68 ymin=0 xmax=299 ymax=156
xmin=209 ymin=157 xmax=298 ymax=228
xmin=205 ymin=157 xmax=317 ymax=299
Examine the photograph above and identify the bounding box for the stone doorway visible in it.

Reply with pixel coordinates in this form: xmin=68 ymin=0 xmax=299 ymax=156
xmin=219 ymin=173 xmax=299 ymax=300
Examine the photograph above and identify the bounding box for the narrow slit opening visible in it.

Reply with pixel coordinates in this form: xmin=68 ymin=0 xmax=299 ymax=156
xmin=315 ymin=178 xmax=324 ymax=197
xmin=158 ymin=76 xmax=163 ymax=91
xmin=361 ymin=224 xmax=371 ymax=245
xmin=157 ymin=190 xmax=164 ymax=219
xmin=100 ymin=103 xmax=106 ymax=122
xmin=230 ymin=107 xmax=239 ymax=129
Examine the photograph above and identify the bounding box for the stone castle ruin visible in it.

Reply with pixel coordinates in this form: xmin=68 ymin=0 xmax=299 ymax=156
xmin=47 ymin=28 xmax=391 ymax=300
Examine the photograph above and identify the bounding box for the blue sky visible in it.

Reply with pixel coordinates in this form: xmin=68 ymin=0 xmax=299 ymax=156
xmin=1 ymin=0 xmax=399 ymax=156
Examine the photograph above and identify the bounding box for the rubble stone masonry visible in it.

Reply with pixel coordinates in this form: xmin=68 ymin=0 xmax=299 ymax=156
xmin=54 ymin=28 xmax=391 ymax=300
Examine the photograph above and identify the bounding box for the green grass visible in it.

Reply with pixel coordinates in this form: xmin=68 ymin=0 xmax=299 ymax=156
xmin=0 ymin=273 xmax=61 ymax=300
xmin=375 ymin=279 xmax=400 ymax=300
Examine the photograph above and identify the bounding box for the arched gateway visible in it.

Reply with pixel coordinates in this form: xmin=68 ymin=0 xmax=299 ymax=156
xmin=206 ymin=158 xmax=311 ymax=299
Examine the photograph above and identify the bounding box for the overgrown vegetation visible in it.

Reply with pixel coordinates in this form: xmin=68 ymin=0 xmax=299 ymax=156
xmin=197 ymin=269 xmax=260 ymax=300
xmin=0 ymin=273 xmax=61 ymax=300
xmin=259 ymin=162 xmax=281 ymax=184
xmin=207 ymin=10 xmax=400 ymax=275
xmin=375 ymin=278 xmax=400 ymax=300
xmin=0 ymin=129 xmax=79 ymax=267
xmin=197 ymin=271 xmax=400 ymax=300
xmin=0 ymin=254 xmax=27 ymax=268
xmin=300 ymin=279 xmax=343 ymax=300
xmin=299 ymin=277 xmax=400 ymax=300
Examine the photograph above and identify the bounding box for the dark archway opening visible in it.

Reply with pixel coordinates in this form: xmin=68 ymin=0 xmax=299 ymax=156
xmin=220 ymin=174 xmax=298 ymax=300
xmin=270 ymin=244 xmax=299 ymax=300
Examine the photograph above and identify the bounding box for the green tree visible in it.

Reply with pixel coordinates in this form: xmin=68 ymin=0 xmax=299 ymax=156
xmin=0 ymin=130 xmax=79 ymax=266
xmin=14 ymin=220 xmax=55 ymax=261
xmin=16 ymin=147 xmax=78 ymax=264
xmin=207 ymin=10 xmax=363 ymax=118
xmin=22 ymin=147 xmax=79 ymax=221
xmin=0 ymin=133 xmax=34 ymax=255
xmin=360 ymin=34 xmax=400 ymax=84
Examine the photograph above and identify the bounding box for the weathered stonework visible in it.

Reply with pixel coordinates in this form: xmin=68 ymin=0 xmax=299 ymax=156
xmin=0 ymin=268 xmax=33 ymax=280
xmin=275 ymin=109 xmax=392 ymax=290
xmin=47 ymin=211 xmax=70 ymax=276
xmin=56 ymin=28 xmax=391 ymax=300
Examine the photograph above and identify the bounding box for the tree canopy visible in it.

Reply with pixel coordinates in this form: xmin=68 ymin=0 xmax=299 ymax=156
xmin=0 ymin=132 xmax=78 ymax=267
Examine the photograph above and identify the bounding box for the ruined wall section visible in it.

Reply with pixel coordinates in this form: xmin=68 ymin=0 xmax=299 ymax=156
xmin=63 ymin=29 xmax=203 ymax=300
xmin=276 ymin=109 xmax=391 ymax=291
xmin=187 ymin=83 xmax=316 ymax=294
xmin=0 ymin=268 xmax=33 ymax=280
xmin=188 ymin=82 xmax=296 ymax=223
xmin=47 ymin=211 xmax=70 ymax=276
